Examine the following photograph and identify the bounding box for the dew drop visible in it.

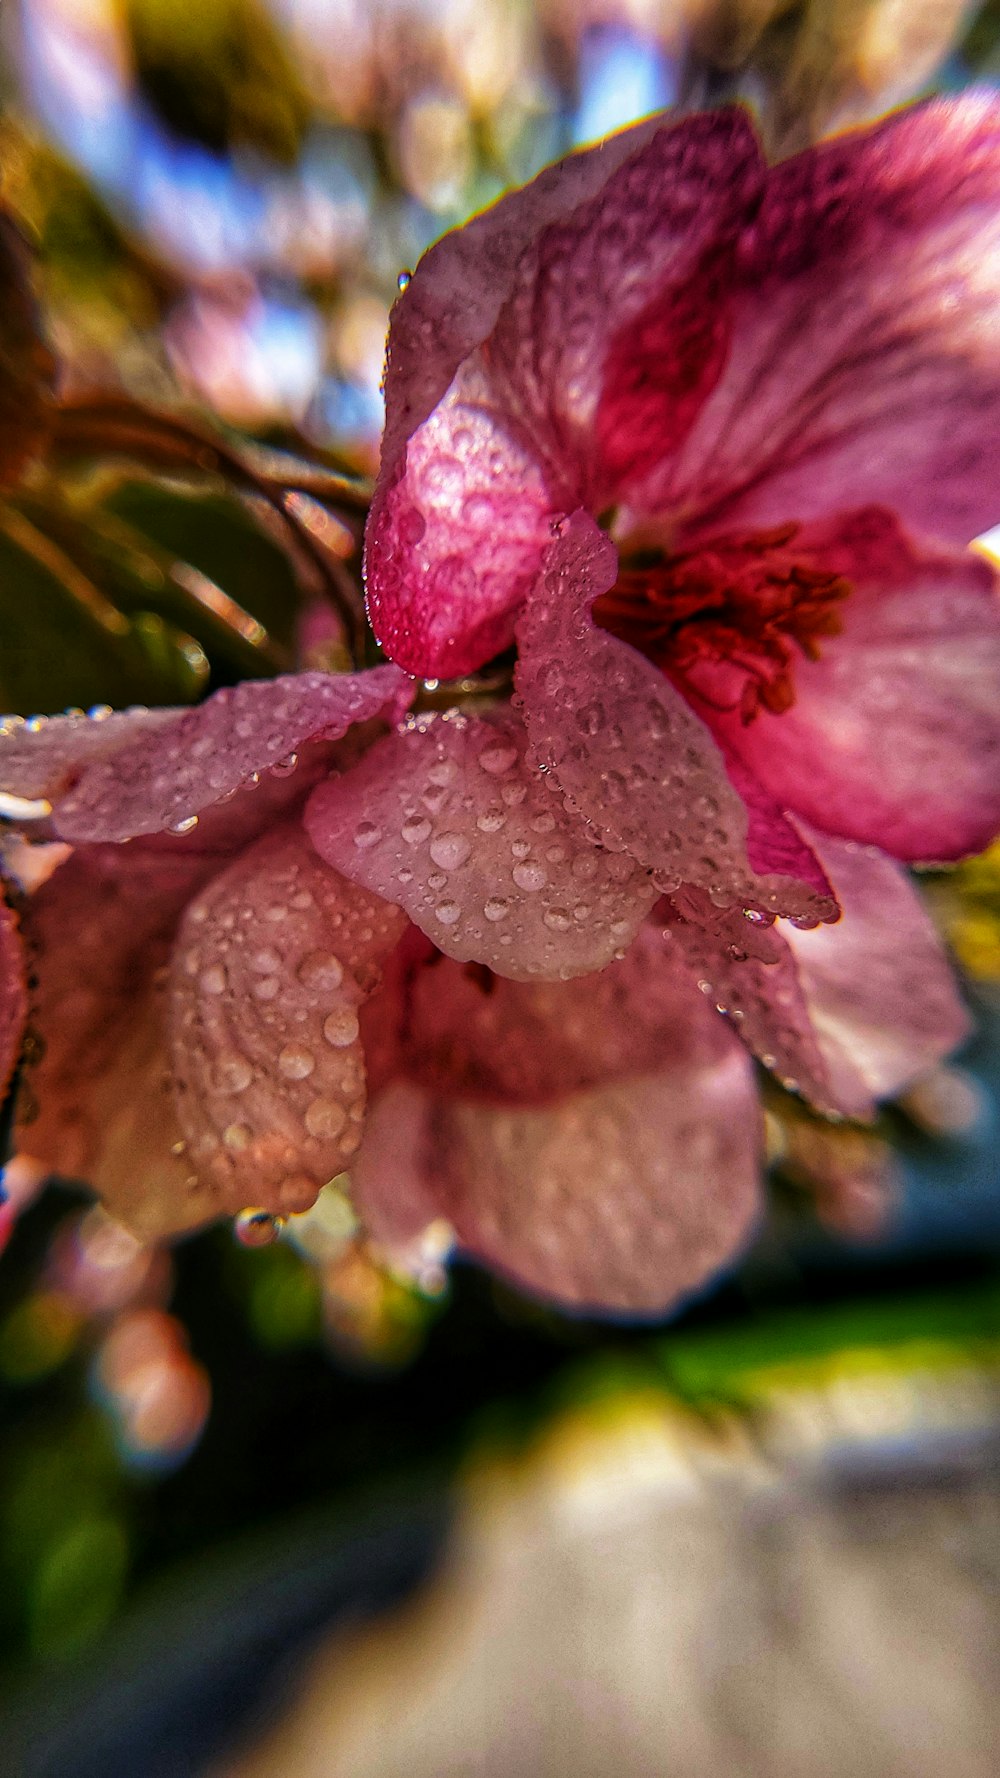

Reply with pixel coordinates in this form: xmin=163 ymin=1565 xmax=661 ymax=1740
xmin=250 ymin=948 xmax=282 ymax=974
xmin=304 ymin=1097 xmax=348 ymax=1140
xmin=212 ymin=1053 xmax=254 ymax=1094
xmin=397 ymin=268 xmax=412 ymax=290
xmin=252 ymin=975 xmax=281 ymax=1002
xmin=223 ymin=1122 xmax=252 ymax=1151
xmin=235 ymin=1208 xmax=284 ymax=1247
xmin=478 ymin=740 xmax=517 ymax=776
xmin=512 ymin=861 xmax=547 ymax=892
xmin=429 ymin=831 xmax=471 ymax=870
xmin=543 ymin=906 xmax=571 ymax=931
xmin=323 ymin=1007 xmax=360 ymax=1047
xmin=278 ymin=1043 xmax=316 ymax=1080
xmin=402 ymin=814 xmax=432 ymax=845
xmin=435 ymin=900 xmax=461 ymax=926
xmin=199 ymin=964 xmax=227 ymax=996
xmin=484 ymin=897 xmax=509 ymax=922
xmin=298 ymin=951 xmax=344 ymax=991
xmin=353 ymin=819 xmax=382 ymax=849
xmin=477 ymin=808 xmax=506 ymax=833
xmin=170 ymin=814 xmax=199 ymax=835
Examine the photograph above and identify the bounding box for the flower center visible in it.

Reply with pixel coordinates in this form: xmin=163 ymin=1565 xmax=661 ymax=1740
xmin=593 ymin=523 xmax=849 ymax=723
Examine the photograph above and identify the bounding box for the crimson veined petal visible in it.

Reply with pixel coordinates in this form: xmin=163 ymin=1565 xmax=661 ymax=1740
xmin=368 ymin=107 xmax=765 ymax=678
xmin=0 ymin=667 xmax=412 ymax=843
xmin=515 ymin=512 xmax=837 ymax=924
xmin=168 ymin=825 xmax=406 ymax=1219
xmin=304 ymin=705 xmax=657 ymax=982
xmin=654 ymin=94 xmax=1000 ymax=544
xmin=707 ymin=508 xmax=1000 ymax=863
xmin=666 ymin=827 xmax=969 ymax=1119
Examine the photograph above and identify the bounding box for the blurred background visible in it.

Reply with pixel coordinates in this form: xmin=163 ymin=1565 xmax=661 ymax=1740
xmin=0 ymin=2 xmax=999 ymax=1772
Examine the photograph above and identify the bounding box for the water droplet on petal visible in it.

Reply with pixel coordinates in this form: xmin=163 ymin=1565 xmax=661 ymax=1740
xmin=235 ymin=1208 xmax=284 ymax=1247
xmin=278 ymin=1043 xmax=316 ymax=1080
xmin=223 ymin=1122 xmax=252 ymax=1151
xmin=304 ymin=1097 xmax=347 ymax=1139
xmin=435 ymin=900 xmax=461 ymax=926
xmin=323 ymin=1007 xmax=360 ymax=1047
xmin=212 ymin=1053 xmax=254 ymax=1094
xmin=512 ymin=861 xmax=547 ymax=892
xmin=298 ymin=951 xmax=344 ymax=991
xmin=199 ymin=964 xmax=227 ymax=996
xmin=484 ymin=897 xmax=509 ymax=922
xmin=402 ymin=814 xmax=432 ymax=845
xmin=478 ymin=740 xmax=517 ymax=776
xmin=353 ymin=820 xmax=382 ymax=849
xmin=429 ymin=831 xmax=471 ymax=871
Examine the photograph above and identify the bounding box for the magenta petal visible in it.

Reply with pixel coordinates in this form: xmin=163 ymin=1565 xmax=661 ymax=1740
xmin=0 ymin=898 xmax=27 ymax=1102
xmin=710 ymin=509 xmax=1000 ymax=863
xmin=515 ymin=513 xmax=836 ymax=923
xmin=660 ymin=95 xmax=1000 ymax=544
xmin=369 ymin=109 xmax=764 ymax=678
xmin=667 ymin=829 xmax=969 ymax=1118
xmin=169 ymin=826 xmax=406 ymax=1218
xmin=305 ymin=707 xmax=656 ymax=981
xmin=435 ymin=1048 xmax=761 ymax=1315
xmin=0 ymin=668 xmax=411 ymax=843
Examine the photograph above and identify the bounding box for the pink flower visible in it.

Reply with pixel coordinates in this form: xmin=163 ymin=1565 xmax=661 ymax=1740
xmin=367 ymin=99 xmax=1000 ymax=888
xmin=1 ymin=98 xmax=993 ymax=1314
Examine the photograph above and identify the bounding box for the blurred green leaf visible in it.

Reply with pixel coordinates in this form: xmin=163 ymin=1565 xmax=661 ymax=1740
xmin=125 ymin=0 xmax=310 ymax=163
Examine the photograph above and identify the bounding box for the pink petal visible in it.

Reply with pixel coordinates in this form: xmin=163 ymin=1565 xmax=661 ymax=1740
xmin=709 ymin=509 xmax=1000 ymax=863
xmin=169 ymin=826 xmax=406 ymax=1218
xmin=515 ymin=513 xmax=836 ymax=923
xmin=0 ymin=706 xmax=176 ymax=802
xmin=435 ymin=1050 xmax=761 ymax=1315
xmin=0 ymin=898 xmax=27 ymax=1102
xmin=350 ymin=924 xmax=762 ymax=1313
xmin=666 ymin=828 xmax=969 ymax=1118
xmin=400 ymin=920 xmax=741 ymax=1105
xmin=368 ymin=109 xmax=764 ymax=678
xmin=14 ymin=840 xmax=220 ymax=1240
xmin=0 ymin=668 xmax=411 ymax=843
xmin=655 ymin=95 xmax=1000 ymax=545
xmin=350 ymin=1078 xmax=445 ymax=1248
xmin=305 ymin=706 xmax=656 ymax=981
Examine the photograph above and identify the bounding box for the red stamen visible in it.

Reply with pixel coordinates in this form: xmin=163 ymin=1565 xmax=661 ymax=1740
xmin=594 ymin=523 xmax=849 ymax=723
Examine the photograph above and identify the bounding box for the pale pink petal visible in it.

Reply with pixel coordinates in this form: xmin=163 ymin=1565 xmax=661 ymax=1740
xmin=666 ymin=828 xmax=969 ymax=1118
xmin=169 ymin=826 xmax=406 ymax=1218
xmin=650 ymin=95 xmax=1000 ymax=544
xmin=434 ymin=1051 xmax=761 ymax=1315
xmin=352 ymin=927 xmax=762 ymax=1313
xmin=0 ymin=706 xmax=176 ymax=802
xmin=515 ymin=513 xmax=836 ymax=923
xmin=305 ymin=706 xmax=657 ymax=981
xmin=0 ymin=898 xmax=27 ymax=1101
xmin=368 ymin=110 xmax=764 ymax=678
xmin=0 ymin=667 xmax=411 ymax=843
xmin=401 ymin=921 xmax=740 ymax=1104
xmin=708 ymin=509 xmax=1000 ymax=862
xmin=14 ymin=840 xmax=220 ymax=1239
xmin=350 ymin=1078 xmax=445 ymax=1248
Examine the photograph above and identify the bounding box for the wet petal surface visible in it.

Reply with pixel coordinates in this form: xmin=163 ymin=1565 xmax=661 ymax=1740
xmin=169 ymin=826 xmax=405 ymax=1218
xmin=305 ymin=706 xmax=656 ymax=981
xmin=515 ymin=514 xmax=836 ymax=923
